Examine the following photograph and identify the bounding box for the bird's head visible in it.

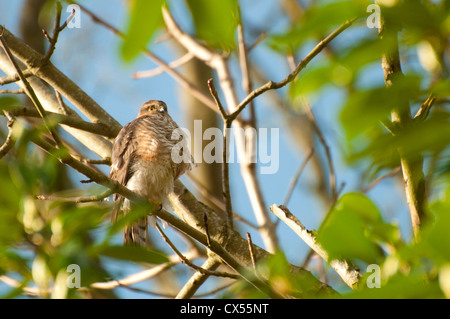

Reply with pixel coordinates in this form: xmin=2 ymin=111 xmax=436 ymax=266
xmin=138 ymin=100 xmax=168 ymax=117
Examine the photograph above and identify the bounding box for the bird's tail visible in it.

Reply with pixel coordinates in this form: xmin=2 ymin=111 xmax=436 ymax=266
xmin=112 ymin=196 xmax=149 ymax=247
xmin=124 ymin=217 xmax=148 ymax=246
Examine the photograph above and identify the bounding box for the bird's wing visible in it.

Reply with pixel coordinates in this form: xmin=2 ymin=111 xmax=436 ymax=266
xmin=163 ymin=113 xmax=195 ymax=179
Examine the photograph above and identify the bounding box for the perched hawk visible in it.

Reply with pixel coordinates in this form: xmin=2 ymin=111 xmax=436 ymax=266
xmin=109 ymin=100 xmax=193 ymax=246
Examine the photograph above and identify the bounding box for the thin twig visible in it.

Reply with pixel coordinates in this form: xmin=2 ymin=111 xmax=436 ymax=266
xmin=207 ymin=78 xmax=233 ymax=229
xmin=0 ymin=89 xmax=24 ymax=94
xmin=0 ymin=69 xmax=33 ymax=85
xmin=246 ymin=232 xmax=257 ymax=275
xmin=304 ymin=102 xmax=337 ymax=201
xmin=186 ymin=172 xmax=259 ymax=229
xmin=246 ymin=31 xmax=267 ymax=54
xmin=203 ymin=213 xmax=212 ymax=248
xmin=70 ymin=155 xmax=111 ymax=165
xmin=0 ymin=29 xmax=65 ymax=150
xmin=228 ymin=17 xmax=357 ymax=122
xmin=0 ymin=111 xmax=16 ymax=158
xmin=132 ymin=52 xmax=194 ymax=78
xmin=2 ymin=106 xmax=116 ymax=138
xmin=155 ymin=223 xmax=239 ymax=279
xmin=35 ymin=189 xmax=113 ymax=203
xmin=90 ymin=250 xmax=200 ymax=290
xmin=414 ymin=94 xmax=436 ymax=121
xmin=283 ymin=148 xmax=314 ymax=206
xmin=42 ymin=2 xmax=76 ymax=63
xmin=207 ymin=78 xmax=228 ymax=118
xmin=237 ymin=17 xmax=256 ymax=127
xmin=175 ymin=255 xmax=223 ymax=299
xmin=362 ymin=167 xmax=401 ymax=193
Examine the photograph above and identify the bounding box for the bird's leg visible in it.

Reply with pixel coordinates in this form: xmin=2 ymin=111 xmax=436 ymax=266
xmin=147 ymin=198 xmax=163 ymax=211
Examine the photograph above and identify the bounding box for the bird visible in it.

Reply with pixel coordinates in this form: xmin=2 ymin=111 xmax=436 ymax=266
xmin=109 ymin=100 xmax=194 ymax=246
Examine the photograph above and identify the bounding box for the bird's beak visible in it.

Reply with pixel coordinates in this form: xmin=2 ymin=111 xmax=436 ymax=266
xmin=160 ymin=105 xmax=166 ymax=112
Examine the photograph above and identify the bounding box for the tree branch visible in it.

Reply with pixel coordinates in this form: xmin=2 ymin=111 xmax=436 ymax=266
xmin=0 ymin=27 xmax=114 ymax=158
xmin=0 ymin=111 xmax=16 ymax=158
xmin=377 ymin=2 xmax=427 ymax=239
xmin=270 ymin=204 xmax=361 ymax=289
xmin=30 ymin=130 xmax=335 ymax=297
xmin=162 ymin=6 xmax=280 ymax=253
xmin=3 ymin=106 xmax=116 ymax=138
xmin=229 ymin=17 xmax=357 ymax=122
xmin=0 ymin=26 xmax=122 ymax=137
xmin=175 ymin=256 xmax=223 ymax=299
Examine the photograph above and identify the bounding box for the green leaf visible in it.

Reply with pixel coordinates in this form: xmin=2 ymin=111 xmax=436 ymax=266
xmin=121 ymin=0 xmax=165 ymax=62
xmin=355 ymin=112 xmax=450 ymax=165
xmin=271 ymin=0 xmax=369 ymax=51
xmin=419 ymin=187 xmax=450 ymax=264
xmin=97 ymin=245 xmax=169 ymax=264
xmin=318 ymin=193 xmax=387 ymax=264
xmin=340 ymin=74 xmax=422 ymax=139
xmin=186 ymin=0 xmax=238 ymax=50
xmin=346 ymin=273 xmax=443 ymax=299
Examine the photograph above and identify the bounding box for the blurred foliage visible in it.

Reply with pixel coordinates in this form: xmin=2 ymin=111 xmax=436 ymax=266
xmin=120 ymin=0 xmax=238 ymax=62
xmin=121 ymin=0 xmax=166 ymax=61
xmin=0 ymin=134 xmax=168 ymax=298
xmin=185 ymin=0 xmax=238 ymax=50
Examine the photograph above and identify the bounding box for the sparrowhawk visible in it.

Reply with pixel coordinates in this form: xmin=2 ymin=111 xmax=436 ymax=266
xmin=109 ymin=100 xmax=193 ymax=246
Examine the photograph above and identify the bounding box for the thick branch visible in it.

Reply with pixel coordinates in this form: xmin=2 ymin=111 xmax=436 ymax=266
xmin=4 ymin=106 xmax=116 ymax=138
xmin=377 ymin=3 xmax=427 ymax=239
xmin=32 ymin=133 xmax=334 ymax=297
xmin=0 ymin=26 xmax=121 ymax=136
xmin=0 ymin=28 xmax=114 ymax=158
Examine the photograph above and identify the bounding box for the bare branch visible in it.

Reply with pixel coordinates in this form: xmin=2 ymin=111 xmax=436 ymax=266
xmin=0 ymin=89 xmax=24 ymax=94
xmin=162 ymin=7 xmax=279 ymax=253
xmin=246 ymin=232 xmax=257 ymax=274
xmin=0 ymin=30 xmax=65 ymax=150
xmin=156 ymin=223 xmax=239 ymax=279
xmin=0 ymin=26 xmax=122 ymax=138
xmin=175 ymin=255 xmax=223 ymax=299
xmin=270 ymin=204 xmax=361 ymax=289
xmin=0 ymin=112 xmax=16 ymax=158
xmin=229 ymin=17 xmax=357 ymax=122
xmin=362 ymin=167 xmax=401 ymax=193
xmin=0 ymin=68 xmax=33 ymax=85
xmin=90 ymin=250 xmax=200 ymax=290
xmin=283 ymin=148 xmax=314 ymax=206
xmin=132 ymin=52 xmax=194 ymax=79
xmin=304 ymin=102 xmax=337 ymax=200
xmin=3 ymin=106 xmax=116 ymax=138
xmin=207 ymin=78 xmax=233 ymax=229
xmin=36 ymin=189 xmax=113 ymax=203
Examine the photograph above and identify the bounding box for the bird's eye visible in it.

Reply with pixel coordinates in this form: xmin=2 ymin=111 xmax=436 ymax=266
xmin=148 ymin=105 xmax=155 ymax=111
